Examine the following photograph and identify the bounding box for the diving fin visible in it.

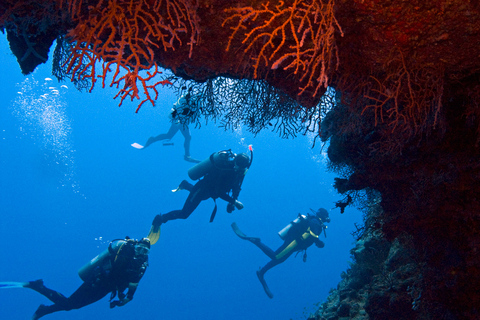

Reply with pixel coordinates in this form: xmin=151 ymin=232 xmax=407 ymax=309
xmin=232 ymin=222 xmax=261 ymax=243
xmin=147 ymin=225 xmax=161 ymax=245
xmin=231 ymin=222 xmax=249 ymax=240
xmin=0 ymin=282 xmax=29 ymax=289
xmin=131 ymin=143 xmax=144 ymax=149
xmin=256 ymin=271 xmax=274 ymax=299
xmin=184 ymin=156 xmax=201 ymax=163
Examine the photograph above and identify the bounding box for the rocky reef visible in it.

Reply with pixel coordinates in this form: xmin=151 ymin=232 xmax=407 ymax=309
xmin=309 ymin=202 xmax=424 ymax=320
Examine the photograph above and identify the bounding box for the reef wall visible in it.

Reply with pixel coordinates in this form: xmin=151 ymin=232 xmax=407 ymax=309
xmin=2 ymin=1 xmax=480 ymax=319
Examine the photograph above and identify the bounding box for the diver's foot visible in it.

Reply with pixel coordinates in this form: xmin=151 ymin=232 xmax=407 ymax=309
xmin=25 ymin=279 xmax=44 ymax=291
xmin=152 ymin=214 xmax=164 ymax=228
xmin=256 ymin=271 xmax=273 ymax=299
xmin=172 ymin=180 xmax=191 ymax=192
xmin=32 ymin=304 xmax=49 ymax=320
xmin=247 ymin=237 xmax=261 ymax=244
xmin=144 ymin=137 xmax=156 ymax=148
xmin=178 ymin=180 xmax=192 ymax=191
xmin=184 ymin=155 xmax=201 ymax=163
xmin=234 ymin=200 xmax=244 ymax=210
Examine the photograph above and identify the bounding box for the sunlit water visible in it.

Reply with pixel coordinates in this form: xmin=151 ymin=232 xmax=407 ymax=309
xmin=0 ymin=34 xmax=363 ymax=320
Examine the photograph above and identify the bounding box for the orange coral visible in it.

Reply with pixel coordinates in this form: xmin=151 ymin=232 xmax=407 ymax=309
xmin=223 ymin=0 xmax=342 ymax=98
xmin=63 ymin=0 xmax=200 ymax=111
xmin=363 ymin=51 xmax=444 ymax=132
xmin=334 ymin=44 xmax=445 ymax=139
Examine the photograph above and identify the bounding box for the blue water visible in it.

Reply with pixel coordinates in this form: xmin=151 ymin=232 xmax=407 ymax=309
xmin=0 ymin=34 xmax=362 ymax=320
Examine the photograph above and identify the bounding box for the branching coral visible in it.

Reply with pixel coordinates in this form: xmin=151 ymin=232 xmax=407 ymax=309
xmin=167 ymin=76 xmax=335 ymax=139
xmin=2 ymin=0 xmax=200 ymax=111
xmin=52 ymin=35 xmax=90 ymax=91
xmin=62 ymin=0 xmax=200 ymax=111
xmin=223 ymin=0 xmax=342 ymax=99
xmin=360 ymin=50 xmax=445 ymax=135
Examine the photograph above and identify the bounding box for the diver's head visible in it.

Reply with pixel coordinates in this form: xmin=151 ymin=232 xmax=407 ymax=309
xmin=169 ymin=108 xmax=177 ymax=120
xmin=135 ymin=238 xmax=151 ymax=257
xmin=235 ymin=153 xmax=250 ymax=169
xmin=316 ymin=208 xmax=330 ymax=223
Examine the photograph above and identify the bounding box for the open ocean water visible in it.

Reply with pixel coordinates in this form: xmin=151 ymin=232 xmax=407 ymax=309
xmin=0 ymin=33 xmax=362 ymax=320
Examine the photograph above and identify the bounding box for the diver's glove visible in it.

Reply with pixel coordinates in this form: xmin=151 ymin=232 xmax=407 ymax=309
xmin=227 ymin=200 xmax=244 ymax=213
xmin=316 ymin=240 xmax=325 ymax=248
xmin=234 ymin=200 xmax=244 ymax=210
xmin=110 ymin=297 xmax=131 ymax=308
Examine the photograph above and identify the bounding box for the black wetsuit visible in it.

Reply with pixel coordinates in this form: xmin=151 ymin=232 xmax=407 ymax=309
xmin=255 ymin=215 xmax=325 ymax=277
xmin=161 ymin=165 xmax=245 ymax=222
xmin=30 ymin=241 xmax=148 ymax=319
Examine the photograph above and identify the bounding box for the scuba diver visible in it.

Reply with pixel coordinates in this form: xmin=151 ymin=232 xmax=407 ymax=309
xmin=149 ymin=146 xmax=253 ymax=235
xmin=2 ymin=237 xmax=150 ymax=319
xmin=132 ymin=92 xmax=200 ymax=163
xmin=231 ymin=208 xmax=330 ymax=298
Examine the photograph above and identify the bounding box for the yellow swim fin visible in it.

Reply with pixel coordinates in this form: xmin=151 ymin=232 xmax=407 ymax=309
xmin=147 ymin=225 xmax=161 ymax=245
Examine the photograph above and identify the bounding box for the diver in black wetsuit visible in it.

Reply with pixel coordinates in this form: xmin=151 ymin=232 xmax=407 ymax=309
xmin=25 ymin=237 xmax=150 ymax=319
xmin=232 ymin=208 xmax=330 ymax=298
xmin=150 ymin=148 xmax=252 ymax=229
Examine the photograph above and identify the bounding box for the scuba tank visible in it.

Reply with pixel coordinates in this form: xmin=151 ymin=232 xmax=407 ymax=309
xmin=187 ymin=155 xmax=214 ymax=180
xmin=77 ymin=239 xmax=126 ymax=282
xmin=278 ymin=215 xmax=306 ymax=240
xmin=187 ymin=150 xmax=236 ymax=180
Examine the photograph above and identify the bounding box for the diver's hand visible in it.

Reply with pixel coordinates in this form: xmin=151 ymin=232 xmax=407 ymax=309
xmin=316 ymin=240 xmax=325 ymax=248
xmin=227 ymin=203 xmax=235 ymax=213
xmin=234 ymin=200 xmax=244 ymax=210
xmin=110 ymin=298 xmax=131 ymax=308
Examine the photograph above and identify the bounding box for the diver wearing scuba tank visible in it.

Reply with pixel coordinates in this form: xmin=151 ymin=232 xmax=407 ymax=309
xmin=134 ymin=92 xmax=201 ymax=163
xmin=24 ymin=237 xmax=150 ymax=319
xmin=151 ymin=146 xmax=253 ymax=227
xmin=231 ymin=208 xmax=330 ymax=299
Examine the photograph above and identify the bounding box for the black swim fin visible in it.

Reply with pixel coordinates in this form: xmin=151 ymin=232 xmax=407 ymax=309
xmin=231 ymin=222 xmax=249 ymax=239
xmin=0 ymin=282 xmax=29 ymax=289
xmin=256 ymin=271 xmax=274 ymax=299
xmin=231 ymin=222 xmax=260 ymax=243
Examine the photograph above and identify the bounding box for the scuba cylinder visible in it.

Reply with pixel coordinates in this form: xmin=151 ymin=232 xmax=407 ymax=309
xmin=77 ymin=239 xmax=126 ymax=282
xmin=187 ymin=150 xmax=236 ymax=180
xmin=78 ymin=249 xmax=112 ymax=282
xmin=187 ymin=155 xmax=214 ymax=180
xmin=278 ymin=215 xmax=306 ymax=240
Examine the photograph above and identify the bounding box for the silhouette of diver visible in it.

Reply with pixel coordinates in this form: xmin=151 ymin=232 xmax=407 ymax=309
xmin=232 ymin=208 xmax=330 ymax=298
xmin=24 ymin=237 xmax=150 ymax=319
xmin=134 ymin=93 xmax=200 ymax=163
xmin=150 ymin=147 xmax=253 ymax=230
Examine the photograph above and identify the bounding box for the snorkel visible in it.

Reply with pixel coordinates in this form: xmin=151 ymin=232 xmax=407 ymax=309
xmin=248 ymin=145 xmax=253 ymax=168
